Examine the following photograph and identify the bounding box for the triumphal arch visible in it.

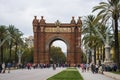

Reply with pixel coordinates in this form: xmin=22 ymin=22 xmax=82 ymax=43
xmin=32 ymin=16 xmax=82 ymax=66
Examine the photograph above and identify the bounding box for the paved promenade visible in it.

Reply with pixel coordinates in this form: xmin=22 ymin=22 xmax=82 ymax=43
xmin=77 ymin=68 xmax=117 ymax=80
xmin=0 ymin=67 xmax=119 ymax=80
xmin=0 ymin=68 xmax=66 ymax=80
xmin=104 ymin=72 xmax=120 ymax=80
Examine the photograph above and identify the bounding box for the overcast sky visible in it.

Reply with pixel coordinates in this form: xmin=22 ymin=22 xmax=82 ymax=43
xmin=0 ymin=0 xmax=105 ymax=36
xmin=0 ymin=0 xmax=106 ymax=52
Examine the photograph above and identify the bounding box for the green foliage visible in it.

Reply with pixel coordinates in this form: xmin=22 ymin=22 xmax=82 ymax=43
xmin=82 ymin=15 xmax=104 ymax=49
xmin=47 ymin=68 xmax=83 ymax=80
xmin=118 ymin=32 xmax=120 ymax=48
xmin=0 ymin=24 xmax=33 ymax=64
xmin=93 ymin=0 xmax=120 ymax=69
xmin=111 ymin=71 xmax=120 ymax=74
xmin=22 ymin=47 xmax=34 ymax=63
xmin=50 ymin=46 xmax=66 ymax=64
xmin=82 ymin=53 xmax=87 ymax=63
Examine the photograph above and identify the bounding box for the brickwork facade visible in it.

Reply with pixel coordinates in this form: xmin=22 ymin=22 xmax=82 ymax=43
xmin=32 ymin=16 xmax=82 ymax=66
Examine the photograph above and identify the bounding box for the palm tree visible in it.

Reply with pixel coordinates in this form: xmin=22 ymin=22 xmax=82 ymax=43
xmin=93 ymin=0 xmax=120 ymax=70
xmin=13 ymin=28 xmax=23 ymax=62
xmin=82 ymin=15 xmax=109 ymax=64
xmin=0 ymin=25 xmax=24 ymax=63
xmin=82 ymin=15 xmax=103 ymax=64
xmin=0 ymin=25 xmax=7 ymax=63
xmin=82 ymin=15 xmax=96 ymax=47
xmin=7 ymin=25 xmax=15 ymax=63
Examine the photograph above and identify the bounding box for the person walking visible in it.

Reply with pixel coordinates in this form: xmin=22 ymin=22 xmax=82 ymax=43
xmin=7 ymin=62 xmax=11 ymax=73
xmin=95 ymin=64 xmax=99 ymax=73
xmin=86 ymin=63 xmax=90 ymax=72
xmin=2 ymin=62 xmax=6 ymax=73
xmin=53 ymin=63 xmax=56 ymax=70
xmin=91 ymin=63 xmax=96 ymax=74
xmin=98 ymin=65 xmax=103 ymax=74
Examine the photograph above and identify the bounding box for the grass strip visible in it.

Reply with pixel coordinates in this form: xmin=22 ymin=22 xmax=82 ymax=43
xmin=47 ymin=68 xmax=83 ymax=80
xmin=111 ymin=71 xmax=120 ymax=74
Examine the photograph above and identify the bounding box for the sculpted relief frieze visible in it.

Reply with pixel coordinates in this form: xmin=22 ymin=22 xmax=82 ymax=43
xmin=44 ymin=27 xmax=72 ymax=32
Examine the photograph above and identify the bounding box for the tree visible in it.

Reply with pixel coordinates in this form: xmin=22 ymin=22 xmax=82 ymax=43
xmin=13 ymin=28 xmax=23 ymax=62
xmin=0 ymin=24 xmax=24 ymax=63
xmin=93 ymin=0 xmax=120 ymax=70
xmin=82 ymin=15 xmax=104 ymax=64
xmin=22 ymin=47 xmax=34 ymax=63
xmin=82 ymin=15 xmax=101 ymax=48
xmin=7 ymin=25 xmax=17 ymax=62
xmin=0 ymin=25 xmax=7 ymax=63
xmin=50 ymin=46 xmax=66 ymax=64
xmin=118 ymin=32 xmax=120 ymax=48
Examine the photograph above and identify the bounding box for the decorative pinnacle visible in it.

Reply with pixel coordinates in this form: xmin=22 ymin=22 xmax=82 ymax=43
xmin=72 ymin=16 xmax=74 ymax=19
xmin=78 ymin=16 xmax=81 ymax=19
xmin=41 ymin=16 xmax=44 ymax=19
xmin=34 ymin=16 xmax=37 ymax=19
xmin=55 ymin=20 xmax=60 ymax=26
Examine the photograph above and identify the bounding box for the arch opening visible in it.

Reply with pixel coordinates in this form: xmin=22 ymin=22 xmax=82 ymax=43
xmin=49 ymin=40 xmax=67 ymax=64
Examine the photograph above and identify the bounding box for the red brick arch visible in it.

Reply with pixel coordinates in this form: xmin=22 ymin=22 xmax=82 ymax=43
xmin=45 ymin=36 xmax=70 ymax=52
xmin=32 ymin=16 xmax=82 ymax=66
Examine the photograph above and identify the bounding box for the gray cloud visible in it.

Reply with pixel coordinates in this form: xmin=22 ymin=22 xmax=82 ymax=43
xmin=0 ymin=0 xmax=104 ymax=36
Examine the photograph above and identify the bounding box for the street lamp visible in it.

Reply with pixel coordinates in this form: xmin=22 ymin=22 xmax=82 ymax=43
xmin=17 ymin=49 xmax=23 ymax=65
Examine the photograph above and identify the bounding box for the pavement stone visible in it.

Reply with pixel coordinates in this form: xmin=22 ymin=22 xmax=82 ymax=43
xmin=104 ymin=72 xmax=120 ymax=80
xmin=0 ymin=67 xmax=119 ymax=80
xmin=77 ymin=68 xmax=116 ymax=80
xmin=0 ymin=68 xmax=66 ymax=80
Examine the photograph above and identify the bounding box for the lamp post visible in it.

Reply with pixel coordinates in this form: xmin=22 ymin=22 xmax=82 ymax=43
xmin=17 ymin=49 xmax=23 ymax=65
